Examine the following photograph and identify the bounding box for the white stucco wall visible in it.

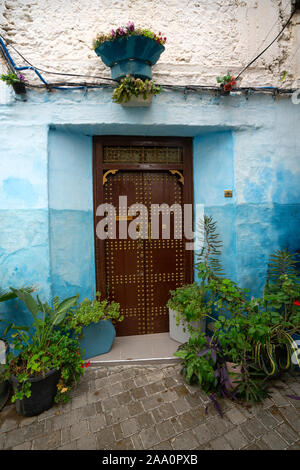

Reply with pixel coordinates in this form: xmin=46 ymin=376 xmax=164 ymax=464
xmin=0 ymin=0 xmax=299 ymax=87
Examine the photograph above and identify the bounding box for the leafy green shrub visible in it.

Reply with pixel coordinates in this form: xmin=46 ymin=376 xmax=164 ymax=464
xmin=65 ymin=292 xmax=123 ymax=335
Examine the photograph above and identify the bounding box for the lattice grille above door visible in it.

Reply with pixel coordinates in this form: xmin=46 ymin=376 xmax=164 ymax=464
xmin=103 ymin=146 xmax=183 ymax=164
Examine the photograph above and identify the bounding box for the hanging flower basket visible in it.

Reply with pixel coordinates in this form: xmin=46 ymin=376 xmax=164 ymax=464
xmin=112 ymin=75 xmax=161 ymax=107
xmin=94 ymin=23 xmax=166 ymax=81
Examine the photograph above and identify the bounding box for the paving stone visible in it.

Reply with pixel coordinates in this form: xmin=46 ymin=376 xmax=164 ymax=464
xmin=269 ymin=389 xmax=291 ymax=407
xmin=177 ymin=410 xmax=198 ymax=431
xmin=140 ymin=426 xmax=161 ymax=448
xmin=108 ymin=382 xmax=124 ymax=396
xmin=243 ymin=443 xmax=261 ymax=450
xmin=161 ymin=389 xmax=178 ymax=403
xmin=76 ymin=434 xmax=97 ymax=450
xmin=57 ymin=441 xmax=77 ymax=450
xmin=101 ymin=396 xmax=119 ymax=412
xmin=155 ymin=420 xmax=176 ymax=441
xmin=12 ymin=441 xmax=32 ymax=450
xmin=136 ymin=412 xmax=155 ymax=429
xmin=223 ymin=428 xmax=248 ymax=450
xmin=108 ymin=373 xmax=123 ymax=385
xmin=225 ymin=407 xmax=247 ymax=425
xmin=61 ymin=426 xmax=71 ymax=445
xmin=206 ymin=415 xmax=233 ymax=436
xmin=131 ymin=386 xmax=146 ymax=400
xmin=116 ymin=391 xmax=132 ymax=406
xmin=193 ymin=423 xmax=213 ymax=445
xmin=152 ymin=440 xmax=173 ymax=450
xmin=70 ymin=419 xmax=89 ymax=441
xmin=134 ymin=375 xmax=149 ymax=387
xmin=173 ymin=397 xmax=191 ymax=414
xmin=209 ymin=436 xmax=233 ymax=450
xmin=71 ymin=393 xmax=88 ymax=410
xmin=109 ymin=438 xmax=135 ymax=450
xmin=240 ymin=417 xmax=266 ymax=440
xmin=112 ymin=423 xmax=123 ymax=441
xmin=121 ymin=379 xmax=136 ymax=392
xmin=89 ymin=414 xmax=106 ymax=433
xmin=127 ymin=401 xmax=144 ymax=417
xmin=78 ymin=403 xmax=96 ymax=419
xmin=111 ymin=405 xmax=130 ymax=424
xmin=277 ymin=406 xmax=300 ymax=432
xmin=171 ymin=430 xmax=198 ymax=450
xmin=185 ymin=393 xmax=205 ymax=408
xmin=146 ymin=371 xmax=165 ymax=384
xmin=260 ymin=430 xmax=288 ymax=450
xmin=32 ymin=430 xmax=61 ymax=450
xmin=131 ymin=433 xmax=144 ymax=450
xmin=274 ymin=423 xmax=298 ymax=445
xmin=141 ymin=395 xmax=163 ymax=411
xmin=144 ymin=381 xmax=165 ymax=396
xmin=96 ymin=427 xmax=116 ymax=449
xmin=255 ymin=408 xmax=280 ymax=429
xmin=163 ymin=377 xmax=178 ymax=389
xmin=120 ymin=417 xmax=139 ymax=438
xmin=152 ymin=403 xmax=177 ymax=423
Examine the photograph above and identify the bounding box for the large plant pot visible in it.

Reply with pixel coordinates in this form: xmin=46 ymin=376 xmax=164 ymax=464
xmin=95 ymin=35 xmax=165 ymax=81
xmin=169 ymin=309 xmax=205 ymax=343
xmin=11 ymin=368 xmax=60 ymax=417
xmin=79 ymin=319 xmax=116 ymax=360
xmin=0 ymin=340 xmax=10 ymax=411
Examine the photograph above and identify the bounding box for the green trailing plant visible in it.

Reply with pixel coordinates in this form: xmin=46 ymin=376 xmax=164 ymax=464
xmin=112 ymin=75 xmax=162 ymax=104
xmin=65 ymin=292 xmax=123 ymax=336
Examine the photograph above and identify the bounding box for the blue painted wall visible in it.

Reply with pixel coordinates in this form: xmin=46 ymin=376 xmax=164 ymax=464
xmin=0 ymin=89 xmax=299 ymax=334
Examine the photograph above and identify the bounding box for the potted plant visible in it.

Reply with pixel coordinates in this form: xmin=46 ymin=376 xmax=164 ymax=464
xmin=0 ymin=286 xmax=35 ymax=410
xmin=0 ymin=72 xmax=27 ymax=94
xmin=93 ymin=22 xmax=166 ymax=81
xmin=65 ymin=292 xmax=123 ymax=359
xmin=167 ymin=283 xmax=206 ymax=343
xmin=216 ymin=71 xmax=236 ymax=95
xmin=1 ymin=288 xmax=85 ymax=416
xmin=112 ymin=75 xmax=162 ymax=106
xmin=167 ymin=216 xmax=224 ymax=343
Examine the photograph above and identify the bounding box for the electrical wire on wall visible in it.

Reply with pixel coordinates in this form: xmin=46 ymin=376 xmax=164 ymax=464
xmin=0 ymin=5 xmax=297 ymax=96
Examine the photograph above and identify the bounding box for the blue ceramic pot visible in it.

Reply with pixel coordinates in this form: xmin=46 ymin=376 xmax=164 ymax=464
xmin=79 ymin=319 xmax=116 ymax=360
xmin=95 ymin=35 xmax=165 ymax=81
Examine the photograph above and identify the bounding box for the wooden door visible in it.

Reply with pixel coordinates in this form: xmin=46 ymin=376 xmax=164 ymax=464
xmin=93 ymin=137 xmax=193 ymax=337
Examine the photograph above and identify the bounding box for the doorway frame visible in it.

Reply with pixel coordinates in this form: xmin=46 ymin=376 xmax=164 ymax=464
xmin=93 ymin=135 xmax=194 ymax=297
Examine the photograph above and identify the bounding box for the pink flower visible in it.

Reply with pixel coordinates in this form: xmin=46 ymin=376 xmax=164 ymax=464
xmin=294 ymin=300 xmax=300 ymax=306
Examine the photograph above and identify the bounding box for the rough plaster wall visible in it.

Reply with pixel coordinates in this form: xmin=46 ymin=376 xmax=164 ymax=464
xmin=0 ymin=0 xmax=298 ymax=87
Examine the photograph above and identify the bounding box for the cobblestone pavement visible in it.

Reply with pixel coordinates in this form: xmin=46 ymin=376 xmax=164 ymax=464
xmin=0 ymin=363 xmax=299 ymax=450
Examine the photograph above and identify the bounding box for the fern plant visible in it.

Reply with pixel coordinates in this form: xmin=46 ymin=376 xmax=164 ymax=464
xmin=195 ymin=215 xmax=224 ymax=283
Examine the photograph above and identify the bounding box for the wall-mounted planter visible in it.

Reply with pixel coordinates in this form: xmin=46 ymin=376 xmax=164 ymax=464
xmin=122 ymin=95 xmax=153 ymax=107
xmin=78 ymin=319 xmax=116 ymax=360
xmin=12 ymin=82 xmax=26 ymax=95
xmin=95 ymin=35 xmax=165 ymax=81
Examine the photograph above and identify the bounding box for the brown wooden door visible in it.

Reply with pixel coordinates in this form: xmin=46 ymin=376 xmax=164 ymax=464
xmin=93 ymin=137 xmax=193 ymax=337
